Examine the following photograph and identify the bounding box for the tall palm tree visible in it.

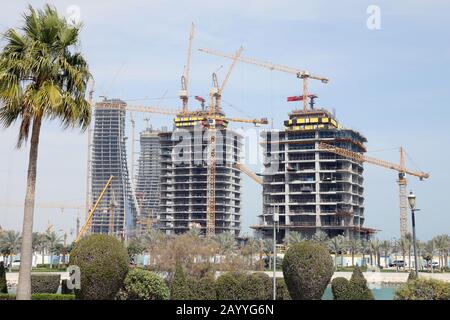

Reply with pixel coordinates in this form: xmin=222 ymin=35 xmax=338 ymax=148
xmin=0 ymin=230 xmax=21 ymax=270
xmin=347 ymin=238 xmax=361 ymax=267
xmin=243 ymin=237 xmax=259 ymax=268
xmin=45 ymin=231 xmax=62 ymax=269
xmin=328 ymin=235 xmax=345 ymax=268
xmin=0 ymin=5 xmax=91 ymax=299
xmin=379 ymin=240 xmax=391 ymax=268
xmin=360 ymin=240 xmax=369 ymax=267
xmin=283 ymin=231 xmax=304 ymax=247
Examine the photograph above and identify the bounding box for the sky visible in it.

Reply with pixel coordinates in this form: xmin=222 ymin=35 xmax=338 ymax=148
xmin=0 ymin=0 xmax=449 ymax=242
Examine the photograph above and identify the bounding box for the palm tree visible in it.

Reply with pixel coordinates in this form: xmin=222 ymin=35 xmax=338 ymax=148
xmin=405 ymin=233 xmax=413 ymax=270
xmin=423 ymin=239 xmax=436 ymax=273
xmin=283 ymin=231 xmax=304 ymax=247
xmin=369 ymin=239 xmax=381 ymax=267
xmin=398 ymin=237 xmax=409 ymax=270
xmin=45 ymin=231 xmax=62 ymax=269
xmin=0 ymin=5 xmax=91 ymax=299
xmin=328 ymin=235 xmax=345 ymax=268
xmin=0 ymin=231 xmax=21 ymax=270
xmin=245 ymin=237 xmax=259 ymax=268
xmin=31 ymin=232 xmax=45 ymax=266
xmin=433 ymin=235 xmax=450 ymax=270
xmin=312 ymin=230 xmax=329 ymax=246
xmin=379 ymin=240 xmax=391 ymax=268
xmin=347 ymin=238 xmax=361 ymax=267
xmin=213 ymin=232 xmax=235 ymax=255
xmin=360 ymin=240 xmax=369 ymax=267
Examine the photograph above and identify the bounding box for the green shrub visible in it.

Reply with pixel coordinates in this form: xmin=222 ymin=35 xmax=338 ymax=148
xmin=0 ymin=262 xmax=7 ymax=293
xmin=331 ymin=277 xmax=351 ymax=300
xmin=190 ymin=275 xmax=217 ymax=300
xmin=276 ymin=278 xmax=291 ymax=300
xmin=69 ymin=234 xmax=129 ymax=300
xmin=215 ymin=272 xmax=247 ymax=300
xmin=31 ymin=274 xmax=61 ymax=294
xmin=170 ymin=263 xmax=193 ymax=300
xmin=240 ymin=273 xmax=272 ymax=300
xmin=282 ymin=241 xmax=334 ymax=300
xmin=121 ymin=268 xmax=169 ymax=300
xmin=395 ymin=279 xmax=450 ymax=300
xmin=349 ymin=266 xmax=374 ymax=300
xmin=0 ymin=293 xmax=14 ymax=300
xmin=407 ymin=271 xmax=418 ymax=281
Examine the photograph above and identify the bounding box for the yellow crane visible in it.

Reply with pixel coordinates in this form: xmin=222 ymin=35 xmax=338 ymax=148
xmin=318 ymin=142 xmax=429 ymax=237
xmin=76 ymin=175 xmax=114 ymax=242
xmin=233 ymin=163 xmax=263 ymax=185
xmin=199 ymin=47 xmax=329 ymax=111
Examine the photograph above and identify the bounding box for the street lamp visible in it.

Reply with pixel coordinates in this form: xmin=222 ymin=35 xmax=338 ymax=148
xmin=272 ymin=205 xmax=279 ymax=301
xmin=407 ymin=191 xmax=419 ymax=278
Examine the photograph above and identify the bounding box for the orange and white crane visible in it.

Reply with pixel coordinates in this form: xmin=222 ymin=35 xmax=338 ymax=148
xmin=198 ymin=47 xmax=329 ymax=111
xmin=318 ymin=142 xmax=429 ymax=237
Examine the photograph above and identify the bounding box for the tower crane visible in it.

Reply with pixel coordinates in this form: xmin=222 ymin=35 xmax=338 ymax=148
xmin=318 ymin=142 xmax=429 ymax=237
xmin=180 ymin=23 xmax=195 ymax=114
xmin=205 ymin=46 xmax=245 ymax=237
xmin=198 ymin=48 xmax=329 ymax=111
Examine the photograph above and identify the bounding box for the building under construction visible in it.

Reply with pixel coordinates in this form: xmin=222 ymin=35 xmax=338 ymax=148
xmin=158 ymin=112 xmax=243 ymax=236
xmin=90 ymin=99 xmax=138 ymax=237
xmin=253 ymin=107 xmax=376 ymax=242
xmin=135 ymin=126 xmax=162 ymax=228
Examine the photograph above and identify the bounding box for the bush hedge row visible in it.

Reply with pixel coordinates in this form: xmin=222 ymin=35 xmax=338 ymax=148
xmin=31 ymin=274 xmax=61 ymax=294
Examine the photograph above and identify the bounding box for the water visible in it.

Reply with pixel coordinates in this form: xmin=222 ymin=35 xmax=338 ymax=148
xmin=322 ymin=285 xmax=397 ymax=300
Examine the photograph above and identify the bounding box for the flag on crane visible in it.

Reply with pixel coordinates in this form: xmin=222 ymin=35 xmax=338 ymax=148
xmin=287 ymin=94 xmax=317 ymax=102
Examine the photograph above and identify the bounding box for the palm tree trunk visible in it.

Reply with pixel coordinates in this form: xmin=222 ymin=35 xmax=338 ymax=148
xmin=16 ymin=115 xmax=42 ymax=300
xmin=352 ymin=252 xmax=354 ymax=267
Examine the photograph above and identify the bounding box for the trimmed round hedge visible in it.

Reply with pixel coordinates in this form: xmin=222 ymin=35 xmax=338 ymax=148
xmin=395 ymin=278 xmax=450 ymax=300
xmin=121 ymin=268 xmax=169 ymax=300
xmin=69 ymin=234 xmax=129 ymax=300
xmin=282 ymin=241 xmax=334 ymax=300
xmin=331 ymin=277 xmax=351 ymax=300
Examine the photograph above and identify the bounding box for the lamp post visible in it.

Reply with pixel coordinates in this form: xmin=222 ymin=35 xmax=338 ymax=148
xmin=273 ymin=205 xmax=279 ymax=300
xmin=407 ymin=191 xmax=419 ymax=278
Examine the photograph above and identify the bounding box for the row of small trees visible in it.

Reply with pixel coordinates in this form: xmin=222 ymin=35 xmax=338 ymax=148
xmin=0 ymin=229 xmax=66 ymax=269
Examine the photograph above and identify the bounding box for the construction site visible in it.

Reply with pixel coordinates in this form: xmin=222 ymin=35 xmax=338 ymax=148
xmin=73 ymin=24 xmax=430 ymax=244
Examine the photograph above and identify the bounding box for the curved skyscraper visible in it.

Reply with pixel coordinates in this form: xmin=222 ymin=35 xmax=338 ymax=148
xmin=90 ymin=99 xmax=137 ymax=237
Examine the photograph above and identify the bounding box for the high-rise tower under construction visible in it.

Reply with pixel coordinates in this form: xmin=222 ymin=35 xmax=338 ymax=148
xmin=253 ymin=107 xmax=375 ymax=242
xmin=90 ymin=99 xmax=138 ymax=237
xmin=158 ymin=113 xmax=243 ymax=236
